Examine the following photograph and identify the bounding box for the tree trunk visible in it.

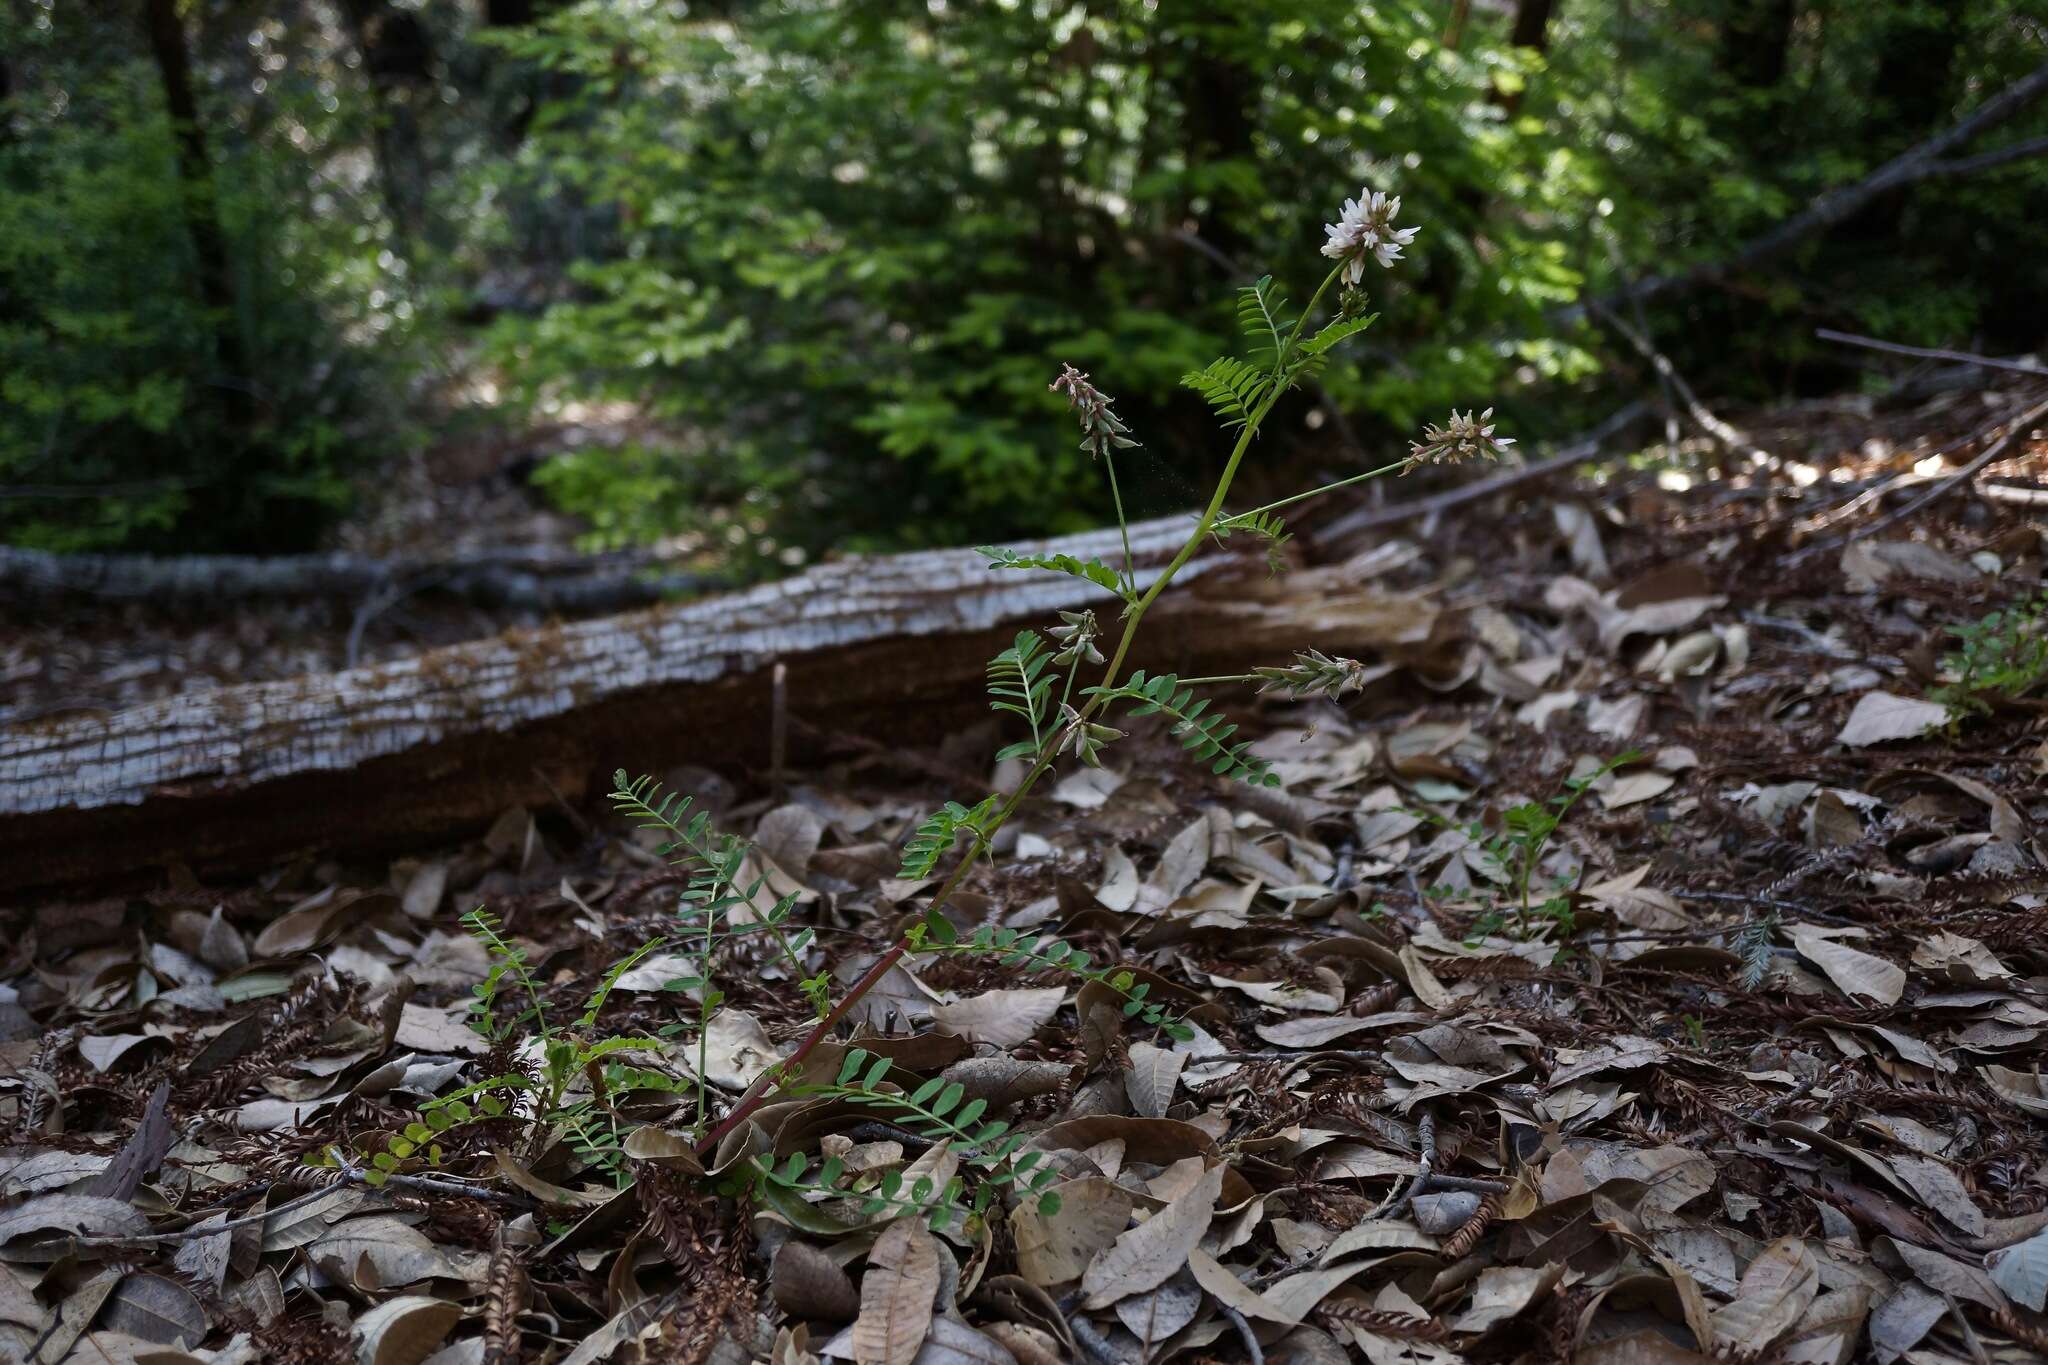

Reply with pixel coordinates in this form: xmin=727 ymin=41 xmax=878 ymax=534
xmin=143 ymin=0 xmax=247 ymax=403
xmin=1495 ymin=0 xmax=1560 ymax=115
xmin=1716 ymin=0 xmax=1798 ymax=92
xmin=336 ymin=0 xmax=436 ymax=256
xmin=0 ymin=519 xmax=1440 ymax=891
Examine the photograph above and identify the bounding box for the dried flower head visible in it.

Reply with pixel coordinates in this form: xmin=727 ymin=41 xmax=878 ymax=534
xmin=1321 ymin=188 xmax=1418 ymax=284
xmin=1253 ymin=649 xmax=1380 ymax=700
xmin=1048 ymin=609 xmax=1104 ymax=666
xmin=1406 ymin=408 xmax=1515 ymax=468
xmin=1055 ymin=703 xmax=1123 ymax=766
xmin=1050 ymin=364 xmax=1138 ymax=461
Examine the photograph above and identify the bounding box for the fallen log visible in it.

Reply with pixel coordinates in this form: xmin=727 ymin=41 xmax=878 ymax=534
xmin=0 ymin=517 xmax=1440 ymax=891
xmin=0 ymin=544 xmax=712 ymax=612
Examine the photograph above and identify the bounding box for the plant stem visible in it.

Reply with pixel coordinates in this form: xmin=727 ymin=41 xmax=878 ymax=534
xmin=697 ymin=264 xmax=1348 ymax=1155
xmin=1103 ymin=450 xmax=1136 ymax=594
xmin=1227 ymin=457 xmax=1409 ymax=523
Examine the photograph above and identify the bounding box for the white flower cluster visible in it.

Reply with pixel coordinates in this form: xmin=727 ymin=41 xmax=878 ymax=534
xmin=1320 ymin=187 xmax=1419 ymax=283
xmin=1407 ymin=408 xmax=1517 ymax=467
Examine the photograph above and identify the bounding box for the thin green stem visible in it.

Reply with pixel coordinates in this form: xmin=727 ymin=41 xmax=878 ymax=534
xmin=1103 ymin=450 xmax=1136 ymax=593
xmin=1228 ymin=458 xmax=1409 ymax=522
xmin=1171 ymin=673 xmax=1258 ymax=687
xmin=1057 ymin=649 xmax=1083 ymax=715
xmin=694 ymin=910 xmax=713 ymax=1140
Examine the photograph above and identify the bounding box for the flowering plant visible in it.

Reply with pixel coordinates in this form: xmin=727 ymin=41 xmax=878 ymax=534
xmin=615 ymin=186 xmax=1514 ymax=1224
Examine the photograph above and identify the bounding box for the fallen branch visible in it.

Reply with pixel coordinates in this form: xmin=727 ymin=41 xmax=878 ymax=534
xmin=1590 ymin=300 xmax=1763 ymax=458
xmin=1560 ymin=59 xmax=2048 ymax=323
xmin=1787 ymin=390 xmax=2048 ymax=563
xmin=1814 ymin=329 xmax=2047 ymax=378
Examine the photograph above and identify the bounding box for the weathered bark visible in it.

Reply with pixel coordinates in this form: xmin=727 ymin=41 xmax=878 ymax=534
xmin=0 ymin=519 xmax=1439 ymax=891
xmin=0 ymin=544 xmax=708 ymax=611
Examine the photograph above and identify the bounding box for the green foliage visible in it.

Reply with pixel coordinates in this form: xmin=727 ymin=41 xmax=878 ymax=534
xmin=1085 ymin=672 xmax=1279 ymax=787
xmin=350 ymin=909 xmax=678 ymax=1188
xmin=0 ymin=8 xmax=405 ymax=551
xmin=476 ymin=0 xmax=1601 ymax=555
xmin=1181 ymin=357 xmax=1278 ymax=433
xmin=986 ymin=631 xmax=1060 ymax=761
xmin=899 ymin=799 xmax=1000 ymax=881
xmin=731 ymin=1046 xmax=1060 ymax=1231
xmin=1429 ymin=752 xmax=1640 ymax=942
xmin=1931 ymin=593 xmax=2048 ymax=721
xmin=976 ymin=548 xmax=1130 ymax=601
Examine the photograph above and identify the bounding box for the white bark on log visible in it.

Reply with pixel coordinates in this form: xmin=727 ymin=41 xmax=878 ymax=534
xmin=0 ymin=517 xmax=1438 ymax=889
xmin=0 ymin=544 xmax=709 ymax=611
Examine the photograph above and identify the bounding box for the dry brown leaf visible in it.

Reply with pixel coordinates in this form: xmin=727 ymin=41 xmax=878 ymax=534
xmin=1709 ymin=1237 xmax=1818 ymax=1357
xmin=1012 ymin=1179 xmax=1134 ymax=1288
xmin=1112 ymin=1269 xmax=1201 ymax=1350
xmin=1187 ymin=1248 xmax=1293 ymax=1323
xmin=1079 ymin=1162 xmax=1222 ymax=1309
xmin=853 ymin=1218 xmax=941 ymax=1365
xmin=1786 ymin=925 xmax=1905 ymax=1005
xmin=929 ymin=988 xmax=1065 ymax=1050
xmin=350 ymin=1294 xmax=462 ymax=1365
xmin=1123 ymin=1042 xmax=1185 ymax=1120
xmin=1835 ymin=692 xmax=1950 ymax=747
xmin=775 ymin=1241 xmax=862 ymax=1322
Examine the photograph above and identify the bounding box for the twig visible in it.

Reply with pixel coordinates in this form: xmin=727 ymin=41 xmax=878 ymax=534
xmin=1814 ymin=329 xmax=2046 ymax=378
xmin=1066 ymin=1310 xmax=1124 ymax=1365
xmin=1589 ymin=300 xmax=1762 ymax=458
xmin=770 ymin=662 xmax=789 ymax=800
xmin=1222 ymin=1306 xmax=1265 ymax=1365
xmin=74 ymin=1183 xmax=334 ymax=1246
xmin=1787 ymin=391 xmax=2048 ymax=563
xmin=1382 ymin=1109 xmax=1437 ymax=1221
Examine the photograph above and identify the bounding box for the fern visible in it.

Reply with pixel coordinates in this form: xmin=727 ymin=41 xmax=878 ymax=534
xmin=610 ymin=772 xmax=726 ymax=870
xmin=986 ymin=630 xmax=1057 ymax=760
xmin=899 ymin=797 xmax=999 ymax=879
xmin=976 ymin=546 xmax=1129 ymax=600
xmin=1182 ymin=356 xmax=1274 ymax=431
xmin=1084 ymin=671 xmax=1279 ymax=787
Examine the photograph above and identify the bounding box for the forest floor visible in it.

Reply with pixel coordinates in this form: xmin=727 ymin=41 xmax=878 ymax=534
xmin=3 ymin=376 xmax=2048 ymax=1364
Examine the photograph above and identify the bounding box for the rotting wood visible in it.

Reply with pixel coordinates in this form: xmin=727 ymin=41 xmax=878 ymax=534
xmin=0 ymin=544 xmax=710 ymax=612
xmin=0 ymin=517 xmax=1441 ymax=891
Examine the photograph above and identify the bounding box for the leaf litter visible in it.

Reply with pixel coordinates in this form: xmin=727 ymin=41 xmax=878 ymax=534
xmin=5 ymin=397 xmax=2048 ymax=1362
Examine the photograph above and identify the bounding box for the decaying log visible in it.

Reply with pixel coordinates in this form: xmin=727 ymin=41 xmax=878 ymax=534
xmin=0 ymin=518 xmax=1440 ymax=891
xmin=0 ymin=544 xmax=710 ymax=612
